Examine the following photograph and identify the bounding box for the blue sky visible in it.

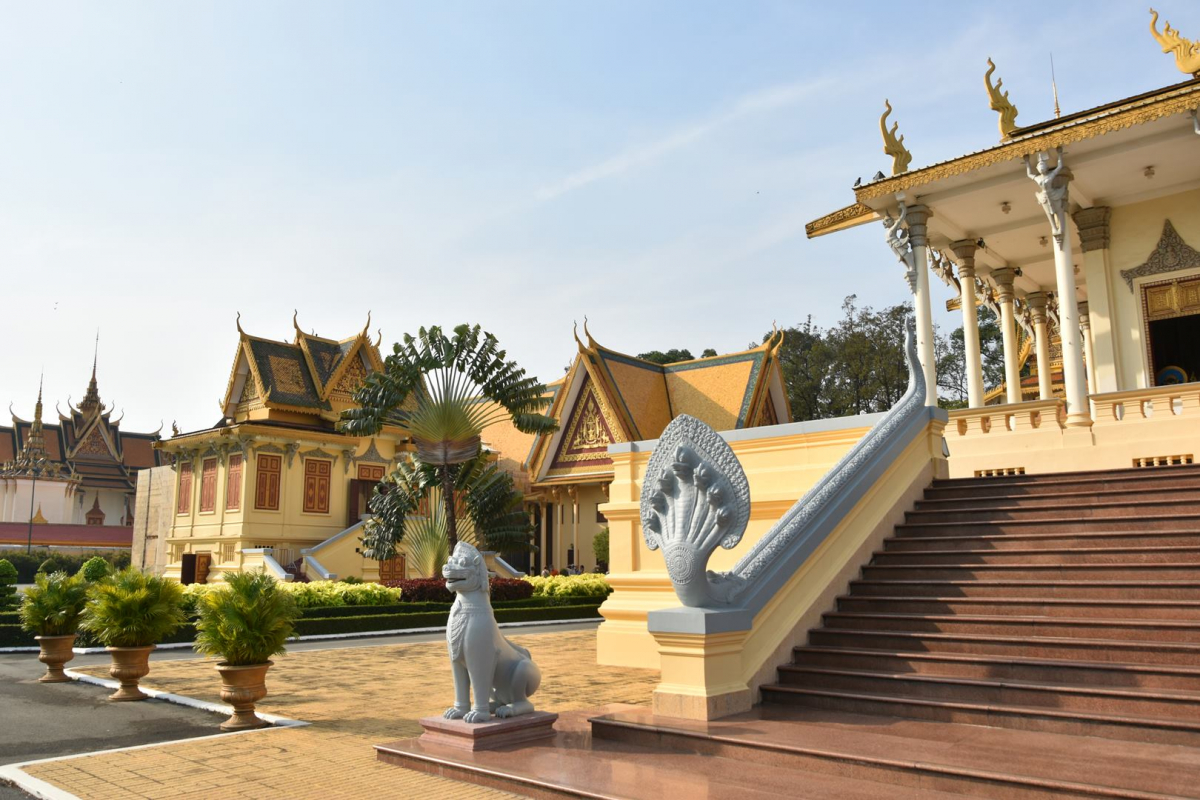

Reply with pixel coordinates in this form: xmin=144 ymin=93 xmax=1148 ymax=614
xmin=1 ymin=1 xmax=1191 ymax=431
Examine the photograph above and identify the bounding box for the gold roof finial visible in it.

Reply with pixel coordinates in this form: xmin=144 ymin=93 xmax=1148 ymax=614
xmin=880 ymin=100 xmax=912 ymax=175
xmin=1150 ymin=8 xmax=1200 ymax=77
xmin=985 ymin=58 xmax=1020 ymax=138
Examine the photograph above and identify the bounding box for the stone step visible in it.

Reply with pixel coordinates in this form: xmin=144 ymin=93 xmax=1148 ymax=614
xmin=930 ymin=465 xmax=1200 ymax=492
xmin=759 ymin=683 xmax=1200 ymax=746
xmin=925 ymin=474 xmax=1200 ymax=500
xmin=774 ymin=666 xmax=1200 ymax=720
xmin=588 ymin=706 xmax=1197 ymax=800
xmin=790 ymin=646 xmax=1200 ymax=692
xmin=375 ymin=707 xmax=976 ymax=800
xmin=822 ymin=612 xmax=1200 ymax=643
xmin=808 ymin=627 xmax=1200 ymax=665
xmin=860 ymin=563 xmax=1200 ymax=582
xmin=871 ymin=546 xmax=1200 ymax=567
xmin=835 ymin=595 xmax=1200 ymax=620
xmin=848 ymin=579 xmax=1200 ymax=601
xmin=896 ymin=516 xmax=1200 ymax=536
xmin=915 ymin=489 xmax=1200 ymax=511
xmin=883 ymin=530 xmax=1200 ymax=551
xmin=906 ymin=500 xmax=1200 ymax=524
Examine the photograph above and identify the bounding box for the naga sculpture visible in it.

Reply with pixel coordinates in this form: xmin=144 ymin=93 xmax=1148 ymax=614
xmin=984 ymin=58 xmax=1020 ymax=138
xmin=880 ymin=100 xmax=912 ymax=175
xmin=441 ymin=542 xmax=541 ymax=723
xmin=1150 ymin=8 xmax=1200 ymax=77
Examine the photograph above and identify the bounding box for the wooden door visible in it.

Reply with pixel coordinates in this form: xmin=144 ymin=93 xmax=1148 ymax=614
xmin=378 ymin=555 xmax=406 ymax=583
xmin=195 ymin=553 xmax=212 ymax=585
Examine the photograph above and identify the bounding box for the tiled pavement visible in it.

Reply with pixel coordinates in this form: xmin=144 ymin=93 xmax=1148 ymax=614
xmin=22 ymin=630 xmax=658 ymax=799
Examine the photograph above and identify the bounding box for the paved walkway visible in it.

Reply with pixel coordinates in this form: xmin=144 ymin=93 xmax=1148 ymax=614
xmin=16 ymin=628 xmax=658 ymax=799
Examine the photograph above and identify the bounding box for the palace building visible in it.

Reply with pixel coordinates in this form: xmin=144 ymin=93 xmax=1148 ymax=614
xmin=152 ymin=314 xmax=412 ymax=584
xmin=0 ymin=358 xmax=163 ymax=550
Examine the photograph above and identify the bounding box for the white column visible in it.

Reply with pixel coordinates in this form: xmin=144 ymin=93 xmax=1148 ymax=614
xmin=1028 ymin=150 xmax=1090 ymax=427
xmin=1079 ymin=302 xmax=1097 ymax=395
xmin=568 ymin=486 xmax=579 ymax=567
xmin=951 ymin=240 xmax=985 ymax=407
xmin=992 ymin=268 xmax=1023 ymax=405
xmin=1026 ymin=292 xmax=1053 ymax=400
xmin=538 ymin=502 xmax=547 ymax=571
xmin=906 ymin=205 xmax=938 ymax=406
xmin=1073 ymin=208 xmax=1119 ymax=392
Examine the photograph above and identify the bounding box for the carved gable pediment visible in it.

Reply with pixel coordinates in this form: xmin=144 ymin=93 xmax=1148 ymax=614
xmin=73 ymin=422 xmax=115 ymax=460
xmin=547 ymin=376 xmax=623 ymax=476
xmin=330 ymin=351 xmax=369 ymax=401
xmin=1122 ymin=220 xmax=1200 ymax=290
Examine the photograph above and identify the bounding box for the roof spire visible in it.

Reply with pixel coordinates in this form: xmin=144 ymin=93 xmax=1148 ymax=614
xmin=78 ymin=331 xmax=104 ymax=416
xmin=1050 ymin=53 xmax=1061 ymax=119
xmin=0 ymin=374 xmax=61 ymax=479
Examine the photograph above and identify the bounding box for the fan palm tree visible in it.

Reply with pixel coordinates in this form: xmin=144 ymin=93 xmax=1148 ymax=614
xmin=340 ymin=324 xmax=556 ymax=550
xmin=359 ymin=452 xmax=535 ymax=575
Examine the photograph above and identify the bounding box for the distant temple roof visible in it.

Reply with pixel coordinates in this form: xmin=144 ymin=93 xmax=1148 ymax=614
xmin=1 ymin=354 xmax=163 ymax=491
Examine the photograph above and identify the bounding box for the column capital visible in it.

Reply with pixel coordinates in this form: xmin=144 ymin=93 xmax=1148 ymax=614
xmin=1072 ymin=207 xmax=1111 ymax=252
xmin=949 ymin=238 xmax=977 ymax=264
xmin=904 ymin=204 xmax=933 ymax=247
xmin=1025 ymin=291 xmax=1049 ymax=324
xmin=990 ymin=267 xmax=1016 ymax=300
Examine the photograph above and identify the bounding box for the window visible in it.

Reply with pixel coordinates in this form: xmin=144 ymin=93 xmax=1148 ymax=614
xmin=255 ymin=454 xmax=282 ymax=510
xmin=200 ymin=457 xmax=218 ymax=513
xmin=303 ymin=459 xmax=331 ymax=514
xmin=357 ymin=464 xmax=385 ymax=482
xmin=226 ymin=454 xmax=243 ymax=510
xmin=177 ymin=462 xmax=193 ymax=515
xmin=219 ymin=541 xmax=236 ymax=563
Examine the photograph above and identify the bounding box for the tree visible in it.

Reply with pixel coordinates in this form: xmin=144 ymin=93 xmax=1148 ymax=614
xmin=361 ymin=452 xmax=533 ymax=576
xmin=638 ymin=348 xmax=694 ymax=364
xmin=340 ymin=324 xmax=557 ymax=551
xmin=936 ymin=306 xmax=1006 ymax=407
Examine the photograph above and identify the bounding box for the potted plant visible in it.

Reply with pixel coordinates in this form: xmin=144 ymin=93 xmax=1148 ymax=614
xmin=19 ymin=572 xmax=89 ymax=682
xmin=80 ymin=567 xmax=186 ymax=701
xmin=194 ymin=570 xmax=299 ymax=731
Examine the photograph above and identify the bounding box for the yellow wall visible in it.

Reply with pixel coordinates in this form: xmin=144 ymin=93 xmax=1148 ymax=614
xmin=1108 ymin=186 xmax=1200 ymax=390
xmin=596 ymin=417 xmax=880 ymax=669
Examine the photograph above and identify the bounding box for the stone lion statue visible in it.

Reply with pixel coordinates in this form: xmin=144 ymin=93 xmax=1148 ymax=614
xmin=441 ymin=542 xmax=541 ymax=723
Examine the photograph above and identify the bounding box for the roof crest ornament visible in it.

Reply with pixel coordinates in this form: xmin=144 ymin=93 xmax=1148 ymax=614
xmin=572 ymin=320 xmax=586 ymax=353
xmin=583 ymin=316 xmax=598 ymax=348
xmin=236 ymin=312 xmax=246 ymax=336
xmin=292 ymin=309 xmax=302 ymax=339
xmin=984 ymin=58 xmax=1020 ymax=139
xmin=880 ymin=100 xmax=912 ymax=175
xmin=362 ymin=310 xmax=371 ymax=338
xmin=1150 ymin=8 xmax=1200 ymax=77
xmin=374 ymin=328 xmax=383 ymax=348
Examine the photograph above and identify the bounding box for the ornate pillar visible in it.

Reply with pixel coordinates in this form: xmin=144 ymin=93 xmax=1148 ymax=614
xmin=1027 ymin=149 xmax=1090 ymax=426
xmin=551 ymin=488 xmax=562 ymax=571
xmin=950 ymin=239 xmax=985 ymax=407
xmin=1073 ymin=207 xmax=1119 ymax=392
xmin=884 ymin=199 xmax=937 ymax=406
xmin=1079 ymin=302 xmax=1097 ymax=395
xmin=991 ymin=268 xmax=1023 ymax=405
xmin=568 ymin=485 xmax=579 ymax=567
xmin=538 ymin=502 xmax=548 ymax=571
xmin=1026 ymin=292 xmax=1053 ymax=400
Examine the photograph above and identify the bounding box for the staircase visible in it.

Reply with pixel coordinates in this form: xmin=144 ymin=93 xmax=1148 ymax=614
xmin=378 ymin=465 xmax=1200 ymax=798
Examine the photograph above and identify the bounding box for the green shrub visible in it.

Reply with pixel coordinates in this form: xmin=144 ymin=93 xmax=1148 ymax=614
xmin=593 ymin=527 xmax=609 ymax=568
xmin=339 ymin=576 xmax=364 ymax=584
xmin=4 ymin=550 xmax=129 ymax=583
xmin=81 ymin=567 xmax=187 ymax=648
xmin=77 ymin=556 xmax=111 ymax=583
xmin=37 ymin=556 xmax=67 ymax=576
xmin=20 ymin=572 xmax=89 ymax=636
xmin=195 ymin=571 xmax=300 ymax=666
xmin=524 ymin=573 xmax=612 ymax=598
xmin=0 ymin=559 xmax=17 ymax=611
xmin=279 ymin=580 xmax=402 ymax=608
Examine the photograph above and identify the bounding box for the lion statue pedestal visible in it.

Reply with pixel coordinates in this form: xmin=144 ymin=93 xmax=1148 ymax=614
xmin=415 ymin=542 xmax=557 ymax=751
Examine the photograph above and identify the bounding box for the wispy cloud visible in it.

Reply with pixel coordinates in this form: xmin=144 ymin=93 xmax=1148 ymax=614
xmin=533 ymin=76 xmax=834 ymax=202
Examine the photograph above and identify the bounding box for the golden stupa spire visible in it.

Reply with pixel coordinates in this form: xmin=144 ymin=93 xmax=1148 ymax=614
xmin=1150 ymin=8 xmax=1200 ymax=77
xmin=79 ymin=330 xmax=104 ymax=416
xmin=1 ymin=374 xmax=63 ymax=479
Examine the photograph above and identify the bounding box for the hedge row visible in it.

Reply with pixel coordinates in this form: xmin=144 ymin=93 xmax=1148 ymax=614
xmin=1 ymin=603 xmax=603 ymax=648
xmin=2 ymin=550 xmax=131 ymax=583
xmin=381 ymin=577 xmax=534 ymax=603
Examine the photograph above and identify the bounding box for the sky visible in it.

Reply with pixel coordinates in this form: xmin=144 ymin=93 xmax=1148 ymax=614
xmin=1 ymin=1 xmax=1192 ymax=432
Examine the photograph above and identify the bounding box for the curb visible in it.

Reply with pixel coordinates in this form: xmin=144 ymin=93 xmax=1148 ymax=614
xmin=0 ymin=616 xmax=602 ymax=654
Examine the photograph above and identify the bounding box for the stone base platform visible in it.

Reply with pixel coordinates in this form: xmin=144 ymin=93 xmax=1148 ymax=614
xmin=407 ymin=710 xmax=559 ymax=752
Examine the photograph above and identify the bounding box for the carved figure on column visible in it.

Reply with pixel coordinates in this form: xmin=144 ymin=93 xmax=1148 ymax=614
xmin=883 ymin=202 xmax=918 ymax=292
xmin=1026 ymin=147 xmax=1069 ymax=241
xmin=641 ymin=415 xmax=751 ymax=607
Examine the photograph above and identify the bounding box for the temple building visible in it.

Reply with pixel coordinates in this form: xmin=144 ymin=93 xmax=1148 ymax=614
xmin=0 ymin=358 xmax=163 ymax=550
xmin=152 ymin=314 xmax=412 ymax=584
xmin=499 ymin=324 xmax=790 ymax=574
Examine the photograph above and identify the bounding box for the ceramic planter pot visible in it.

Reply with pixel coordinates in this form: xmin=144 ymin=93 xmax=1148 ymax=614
xmin=414 ymin=436 xmax=480 ymax=466
xmin=35 ymin=634 xmax=77 ymax=683
xmin=106 ymin=645 xmax=155 ymax=701
xmin=216 ymin=661 xmax=272 ymax=731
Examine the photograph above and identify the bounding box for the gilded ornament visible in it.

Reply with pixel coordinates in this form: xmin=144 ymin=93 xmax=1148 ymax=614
xmin=984 ymin=58 xmax=1020 ymax=138
xmin=879 ymin=100 xmax=912 ymax=175
xmin=1150 ymin=8 xmax=1200 ymax=77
